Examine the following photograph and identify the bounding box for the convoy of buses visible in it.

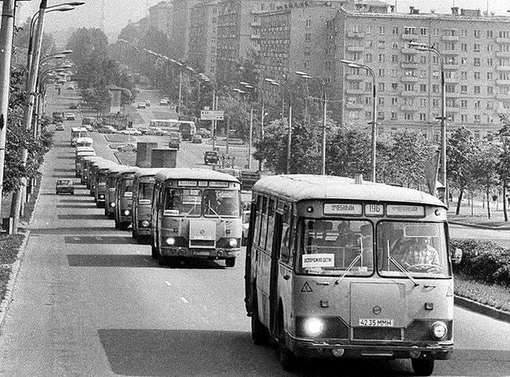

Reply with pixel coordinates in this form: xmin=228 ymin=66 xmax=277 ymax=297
xmin=70 ymin=127 xmax=459 ymax=376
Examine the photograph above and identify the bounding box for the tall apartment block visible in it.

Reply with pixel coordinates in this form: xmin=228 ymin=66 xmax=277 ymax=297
xmin=148 ymin=1 xmax=174 ymax=38
xmin=334 ymin=2 xmax=510 ymax=139
xmin=189 ymin=0 xmax=219 ymax=78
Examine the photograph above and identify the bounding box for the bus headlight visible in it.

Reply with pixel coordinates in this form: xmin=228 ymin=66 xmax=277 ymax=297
xmin=228 ymin=238 xmax=238 ymax=247
xmin=303 ymin=318 xmax=324 ymax=337
xmin=123 ymin=209 xmax=131 ymax=216
xmin=110 ymin=202 xmax=116 ymax=208
xmin=99 ymin=194 xmax=105 ymax=199
xmin=430 ymin=321 xmax=447 ymax=340
xmin=141 ymin=220 xmax=150 ymax=228
xmin=165 ymin=237 xmax=176 ymax=246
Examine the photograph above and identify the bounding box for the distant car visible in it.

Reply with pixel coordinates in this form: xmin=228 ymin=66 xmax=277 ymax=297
xmin=120 ymin=128 xmax=142 ymax=136
xmin=137 ymin=102 xmax=146 ymax=109
xmin=66 ymin=112 xmax=76 ymax=120
xmin=198 ymin=128 xmax=211 ymax=138
xmin=66 ymin=85 xmax=74 ymax=90
xmin=204 ymin=150 xmax=219 ymax=165
xmin=145 ymin=100 xmax=151 ymax=107
xmin=69 ymin=103 xmax=78 ymax=109
xmin=55 ymin=123 xmax=65 ymax=131
xmin=192 ymin=134 xmax=203 ymax=144
xmin=146 ymin=127 xmax=167 ymax=136
xmin=159 ymin=99 xmax=169 ymax=106
xmin=56 ymin=179 xmax=74 ymax=195
xmin=118 ymin=144 xmax=137 ymax=152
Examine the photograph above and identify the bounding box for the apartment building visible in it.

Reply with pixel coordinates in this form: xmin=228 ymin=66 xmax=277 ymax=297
xmin=188 ymin=0 xmax=219 ymax=77
xmin=148 ymin=1 xmax=174 ymax=38
xmin=335 ymin=3 xmax=510 ymax=139
xmin=172 ymin=0 xmax=204 ymax=60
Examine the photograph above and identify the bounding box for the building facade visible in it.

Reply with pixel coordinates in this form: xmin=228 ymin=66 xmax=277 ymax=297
xmin=189 ymin=0 xmax=219 ymax=77
xmin=148 ymin=1 xmax=174 ymax=37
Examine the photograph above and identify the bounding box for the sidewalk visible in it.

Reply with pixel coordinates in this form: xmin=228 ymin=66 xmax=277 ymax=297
xmin=448 ymin=196 xmax=510 ymax=230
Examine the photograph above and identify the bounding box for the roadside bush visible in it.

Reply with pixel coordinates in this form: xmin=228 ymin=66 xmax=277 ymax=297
xmin=451 ymin=239 xmax=510 ymax=287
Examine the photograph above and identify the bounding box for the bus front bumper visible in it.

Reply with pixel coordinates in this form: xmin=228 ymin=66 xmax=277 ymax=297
xmin=288 ymin=336 xmax=453 ymax=360
xmin=160 ymin=247 xmax=240 ymax=260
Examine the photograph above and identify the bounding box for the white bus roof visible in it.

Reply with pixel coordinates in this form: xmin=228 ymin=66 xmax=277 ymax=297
xmin=134 ymin=168 xmax=164 ymax=179
xmin=71 ymin=127 xmax=88 ymax=132
xmin=252 ymin=175 xmax=445 ymax=208
xmin=154 ymin=168 xmax=240 ymax=184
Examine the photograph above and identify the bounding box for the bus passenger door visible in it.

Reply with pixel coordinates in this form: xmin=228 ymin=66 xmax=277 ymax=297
xmin=269 ymin=212 xmax=283 ymax=334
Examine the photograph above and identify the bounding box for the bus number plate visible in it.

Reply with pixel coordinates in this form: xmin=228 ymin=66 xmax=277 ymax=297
xmin=359 ymin=318 xmax=394 ymax=327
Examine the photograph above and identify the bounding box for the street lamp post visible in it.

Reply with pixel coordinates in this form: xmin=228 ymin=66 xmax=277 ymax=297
xmin=340 ymin=60 xmax=377 ymax=182
xmin=240 ymin=82 xmax=255 ymax=170
xmin=409 ymin=42 xmax=447 ymax=204
xmin=296 ymin=71 xmax=327 ymax=175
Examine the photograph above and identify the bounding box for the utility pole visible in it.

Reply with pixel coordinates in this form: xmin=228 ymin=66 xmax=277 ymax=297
xmin=0 ymin=0 xmax=16 ymax=230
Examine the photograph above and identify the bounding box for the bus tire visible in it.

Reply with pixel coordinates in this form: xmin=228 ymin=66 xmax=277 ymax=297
xmin=114 ymin=219 xmax=120 ymax=229
xmin=151 ymin=236 xmax=158 ymax=259
xmin=411 ymin=359 xmax=434 ymax=376
xmin=278 ymin=311 xmax=296 ymax=371
xmin=132 ymin=229 xmax=138 ymax=239
xmin=225 ymin=258 xmax=235 ymax=268
xmin=251 ymin=296 xmax=269 ymax=345
xmin=119 ymin=222 xmax=129 ymax=231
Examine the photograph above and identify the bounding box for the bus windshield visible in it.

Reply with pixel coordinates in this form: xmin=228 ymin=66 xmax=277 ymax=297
xmin=163 ymin=188 xmax=240 ymax=217
xmin=298 ymin=219 xmax=374 ymax=276
xmin=377 ymin=221 xmax=450 ymax=278
xmin=119 ymin=179 xmax=133 ymax=197
xmin=138 ymin=182 xmax=154 ymax=203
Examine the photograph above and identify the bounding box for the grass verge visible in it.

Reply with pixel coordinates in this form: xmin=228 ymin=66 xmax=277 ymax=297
xmin=454 ymin=273 xmax=510 ymax=312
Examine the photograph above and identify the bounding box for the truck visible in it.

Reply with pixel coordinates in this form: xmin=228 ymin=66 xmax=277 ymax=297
xmin=168 ymin=132 xmax=181 ymax=150
xmin=179 ymin=121 xmax=196 ymax=141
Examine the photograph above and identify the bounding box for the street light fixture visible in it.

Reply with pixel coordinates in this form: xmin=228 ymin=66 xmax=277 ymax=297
xmin=408 ymin=42 xmax=447 ymax=203
xmin=340 ymin=59 xmax=378 ymax=182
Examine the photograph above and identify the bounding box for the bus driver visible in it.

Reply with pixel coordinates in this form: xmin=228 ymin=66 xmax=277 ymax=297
xmin=400 ymin=237 xmax=440 ymax=268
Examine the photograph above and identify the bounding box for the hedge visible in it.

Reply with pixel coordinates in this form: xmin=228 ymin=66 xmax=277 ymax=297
xmin=450 ymin=239 xmax=510 ymax=287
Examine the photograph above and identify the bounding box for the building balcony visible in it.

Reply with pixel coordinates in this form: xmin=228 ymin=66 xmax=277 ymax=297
xmin=346 ymin=74 xmax=364 ymax=81
xmin=400 ymin=90 xmax=419 ymax=97
xmin=346 ymin=103 xmax=364 ymax=110
xmin=401 ymin=47 xmax=417 ymax=55
xmin=496 ymin=65 xmax=510 ymax=72
xmin=496 ymin=37 xmax=510 ymax=44
xmin=444 ymin=78 xmax=459 ymax=84
xmin=496 ymin=79 xmax=510 ymax=86
xmin=400 ymin=105 xmax=417 ymax=112
xmin=401 ymin=33 xmax=417 ymax=40
xmin=347 ymin=46 xmax=364 ymax=52
xmin=442 ymin=50 xmax=459 ymax=56
xmin=400 ymin=62 xmax=418 ymax=69
xmin=401 ymin=75 xmax=418 ymax=82
xmin=347 ymin=31 xmax=365 ymax=38
xmin=345 ymin=89 xmax=365 ymax=95
xmin=496 ymin=93 xmax=510 ymax=100
xmin=441 ymin=35 xmax=459 ymax=42
xmin=443 ymin=63 xmax=459 ymax=70
xmin=446 ymin=107 xmax=459 ymax=113
xmin=496 ymin=51 xmax=510 ymax=58
xmin=251 ymin=34 xmax=260 ymax=39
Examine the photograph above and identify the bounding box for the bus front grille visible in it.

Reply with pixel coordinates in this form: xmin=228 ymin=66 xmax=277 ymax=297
xmin=353 ymin=327 xmax=402 ymax=341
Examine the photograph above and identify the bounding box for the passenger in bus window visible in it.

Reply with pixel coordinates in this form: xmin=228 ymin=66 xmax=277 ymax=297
xmin=336 ymin=221 xmax=356 ymax=247
xmin=216 ymin=196 xmax=238 ymax=216
xmin=401 ymin=237 xmax=440 ymax=268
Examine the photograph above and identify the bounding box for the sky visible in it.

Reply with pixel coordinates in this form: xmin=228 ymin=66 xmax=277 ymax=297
xmin=15 ymin=0 xmax=510 ymax=39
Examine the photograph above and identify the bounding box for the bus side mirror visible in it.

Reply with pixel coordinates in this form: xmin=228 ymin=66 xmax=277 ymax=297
xmin=451 ymin=248 xmax=462 ymax=265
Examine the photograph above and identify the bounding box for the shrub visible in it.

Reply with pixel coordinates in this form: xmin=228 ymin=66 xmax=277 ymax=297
xmin=451 ymin=239 xmax=510 ymax=287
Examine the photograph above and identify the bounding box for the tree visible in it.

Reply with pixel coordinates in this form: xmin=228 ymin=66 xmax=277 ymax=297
xmin=327 ymin=128 xmax=371 ymax=178
xmin=472 ymin=142 xmax=499 ymax=219
xmin=447 ymin=127 xmax=481 ymax=215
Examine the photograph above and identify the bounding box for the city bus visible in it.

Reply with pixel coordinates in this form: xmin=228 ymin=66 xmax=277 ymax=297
xmin=104 ymin=165 xmax=129 ymax=219
xmin=244 ymin=174 xmax=461 ymax=375
xmin=114 ymin=167 xmax=139 ymax=230
xmin=151 ymin=168 xmax=242 ymax=267
xmin=149 ymin=119 xmax=196 ymax=136
xmin=81 ymin=156 xmax=104 ymax=186
xmin=75 ymin=149 xmax=96 ymax=177
xmin=70 ymin=127 xmax=88 ymax=146
xmin=94 ymin=161 xmax=117 ymax=208
xmin=131 ymin=168 xmax=161 ymax=241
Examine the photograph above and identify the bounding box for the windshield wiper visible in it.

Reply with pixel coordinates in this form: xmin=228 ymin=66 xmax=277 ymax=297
xmin=208 ymin=205 xmax=223 ymax=220
xmin=335 ymin=252 xmax=362 ymax=284
xmin=389 ymin=256 xmax=419 ymax=286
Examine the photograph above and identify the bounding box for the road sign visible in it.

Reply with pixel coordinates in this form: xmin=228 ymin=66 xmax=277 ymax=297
xmin=201 ymin=110 xmax=224 ymax=120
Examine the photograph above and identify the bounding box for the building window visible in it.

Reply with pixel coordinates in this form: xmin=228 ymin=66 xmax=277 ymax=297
xmin=460 ymin=85 xmax=468 ymax=93
xmin=305 ymin=33 xmax=311 ymax=41
xmin=420 ymin=98 xmax=426 ymax=107
xmin=420 ymin=27 xmax=427 ymax=35
xmin=487 ymin=30 xmax=493 ymax=38
xmin=306 ymin=19 xmax=311 ymax=27
xmin=474 ymin=72 xmax=481 ymax=80
xmin=391 ymin=112 xmax=397 ymax=120
xmin=473 ymin=44 xmax=480 ymax=52
xmin=392 ymin=83 xmax=398 ymax=91
xmin=432 ymin=85 xmax=439 ymax=93
xmin=392 ymin=26 xmax=399 ymax=34
xmin=420 ymin=84 xmax=427 ymax=92
xmin=461 ymin=43 xmax=467 ymax=51
xmin=366 ymin=25 xmax=372 ymax=34
xmin=420 ymin=113 xmax=427 ymax=121
xmin=404 ymin=113 xmax=413 ymax=121
xmin=378 ymin=83 xmax=385 ymax=92
xmin=487 ymin=72 xmax=493 ymax=80
xmin=487 ymin=58 xmax=493 ymax=66
xmin=378 ymin=97 xmax=385 ymax=106
xmin=366 ymin=53 xmax=372 ymax=62
xmin=474 ymin=58 xmax=481 ymax=66
xmin=392 ymin=54 xmax=399 ymax=63
xmin=433 ymin=99 xmax=440 ymax=107
xmin=474 ymin=30 xmax=480 ymax=38
xmin=460 ymin=99 xmax=468 ymax=108
xmin=391 ymin=97 xmax=398 ymax=105
xmin=487 ymin=44 xmax=493 ymax=52
xmin=404 ymin=26 xmax=415 ymax=35
xmin=378 ymin=68 xmax=385 ymax=77
xmin=378 ymin=54 xmax=385 ymax=62
xmin=460 ymin=71 xmax=467 ymax=80
xmin=379 ymin=26 xmax=385 ymax=34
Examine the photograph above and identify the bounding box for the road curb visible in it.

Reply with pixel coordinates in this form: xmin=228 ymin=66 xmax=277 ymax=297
xmin=0 ymin=228 xmax=30 ymax=329
xmin=454 ymin=295 xmax=510 ymax=323
xmin=449 ymin=220 xmax=510 ymax=231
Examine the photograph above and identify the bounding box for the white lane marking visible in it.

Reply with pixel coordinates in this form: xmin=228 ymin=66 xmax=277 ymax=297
xmin=180 ymin=297 xmax=189 ymax=304
xmin=165 ymin=281 xmax=172 ymax=286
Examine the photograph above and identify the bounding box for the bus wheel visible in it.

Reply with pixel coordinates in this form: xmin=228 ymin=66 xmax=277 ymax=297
xmin=278 ymin=313 xmax=296 ymax=371
xmin=119 ymin=222 xmax=129 ymax=231
xmin=132 ymin=229 xmax=137 ymax=239
xmin=411 ymin=359 xmax=434 ymax=376
xmin=251 ymin=302 xmax=269 ymax=345
xmin=114 ymin=219 xmax=120 ymax=229
xmin=151 ymin=236 xmax=158 ymax=259
xmin=225 ymin=258 xmax=235 ymax=268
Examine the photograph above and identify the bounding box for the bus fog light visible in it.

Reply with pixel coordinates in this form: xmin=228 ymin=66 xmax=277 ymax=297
xmin=228 ymin=238 xmax=237 ymax=247
xmin=431 ymin=321 xmax=447 ymax=340
xmin=165 ymin=237 xmax=176 ymax=246
xmin=99 ymin=194 xmax=104 ymax=199
xmin=303 ymin=318 xmax=323 ymax=337
xmin=409 ymin=346 xmax=421 ymax=359
xmin=123 ymin=209 xmax=131 ymax=216
xmin=141 ymin=220 xmax=150 ymax=228
xmin=331 ymin=348 xmax=344 ymax=357
xmin=110 ymin=202 xmax=116 ymax=208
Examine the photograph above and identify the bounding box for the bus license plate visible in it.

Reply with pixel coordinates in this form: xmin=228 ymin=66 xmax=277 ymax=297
xmin=359 ymin=318 xmax=394 ymax=327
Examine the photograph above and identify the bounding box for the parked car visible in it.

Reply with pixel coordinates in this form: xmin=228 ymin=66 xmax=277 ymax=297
xmin=118 ymin=144 xmax=137 ymax=152
xmin=55 ymin=123 xmax=65 ymax=131
xmin=137 ymin=102 xmax=146 ymax=109
xmin=66 ymin=112 xmax=76 ymax=120
xmin=144 ymin=100 xmax=151 ymax=107
xmin=120 ymin=128 xmax=142 ymax=136
xmin=159 ymin=98 xmax=169 ymax=106
xmin=66 ymin=85 xmax=75 ymax=90
xmin=146 ymin=127 xmax=167 ymax=136
xmin=204 ymin=150 xmax=219 ymax=165
xmin=192 ymin=134 xmax=203 ymax=144
xmin=55 ymin=179 xmax=74 ymax=195
xmin=69 ymin=103 xmax=79 ymax=109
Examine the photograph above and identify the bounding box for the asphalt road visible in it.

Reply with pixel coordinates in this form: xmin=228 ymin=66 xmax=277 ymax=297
xmin=0 ymin=88 xmax=509 ymax=376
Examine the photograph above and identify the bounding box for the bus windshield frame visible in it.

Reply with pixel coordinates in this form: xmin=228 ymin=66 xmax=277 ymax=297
xmin=163 ymin=187 xmax=240 ymax=218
